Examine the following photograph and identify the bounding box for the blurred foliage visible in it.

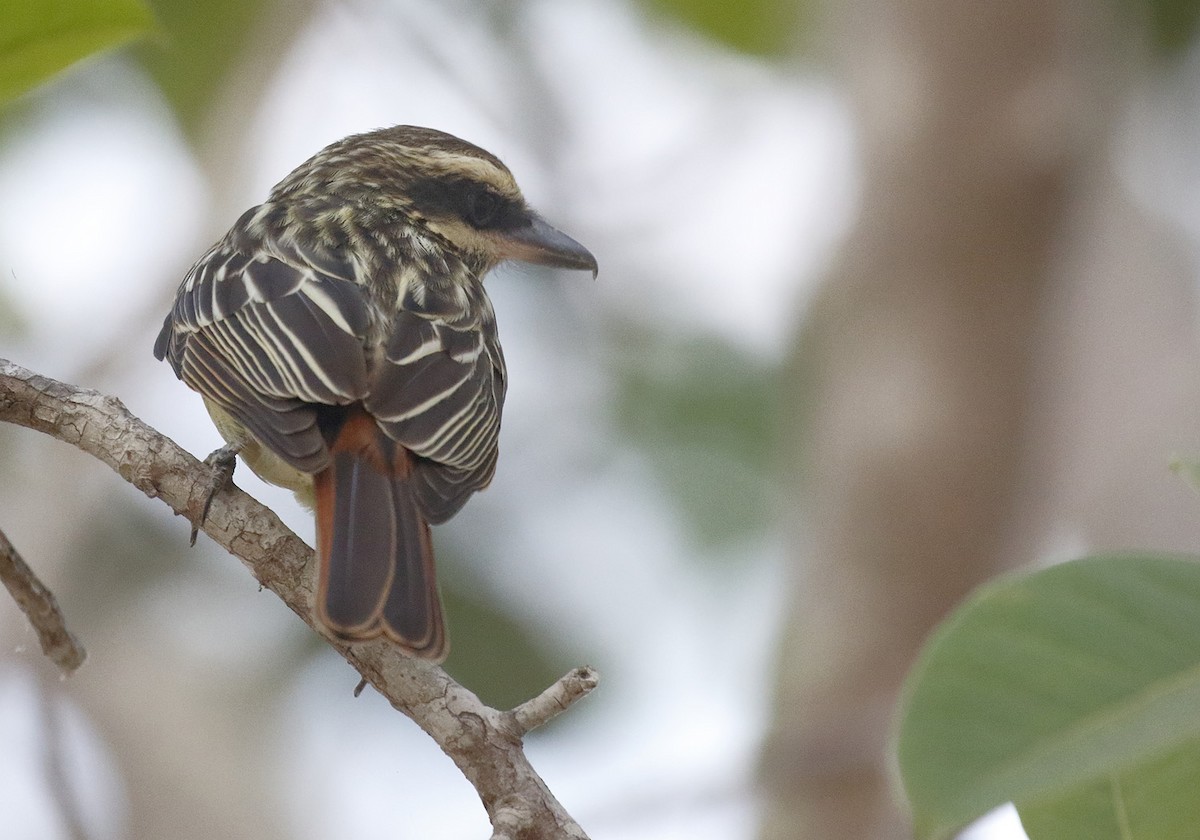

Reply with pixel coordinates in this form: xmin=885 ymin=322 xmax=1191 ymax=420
xmin=646 ymin=0 xmax=1200 ymax=58
xmin=611 ymin=327 xmax=777 ymax=550
xmin=641 ymin=0 xmax=809 ymax=56
xmin=441 ymin=583 xmax=573 ymax=712
xmin=1128 ymin=0 xmax=1200 ymax=55
xmin=0 ymin=0 xmax=155 ymax=105
xmin=132 ymin=0 xmax=269 ymax=136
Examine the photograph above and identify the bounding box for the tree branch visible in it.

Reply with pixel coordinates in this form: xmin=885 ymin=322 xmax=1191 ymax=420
xmin=0 ymin=526 xmax=86 ymax=673
xmin=0 ymin=357 xmax=598 ymax=839
xmin=510 ymin=666 xmax=600 ymax=735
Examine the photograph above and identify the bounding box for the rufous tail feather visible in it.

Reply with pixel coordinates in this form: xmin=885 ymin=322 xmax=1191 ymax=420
xmin=313 ymin=410 xmax=446 ymax=660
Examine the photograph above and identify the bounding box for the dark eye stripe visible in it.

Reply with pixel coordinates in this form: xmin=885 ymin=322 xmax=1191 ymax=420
xmin=405 ymin=177 xmax=525 ymax=230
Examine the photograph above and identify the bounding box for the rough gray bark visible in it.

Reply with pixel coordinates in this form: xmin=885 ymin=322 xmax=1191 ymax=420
xmin=0 ymin=358 xmax=597 ymax=840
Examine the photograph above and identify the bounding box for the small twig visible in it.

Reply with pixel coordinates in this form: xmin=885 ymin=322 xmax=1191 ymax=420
xmin=510 ymin=666 xmax=600 ymax=735
xmin=0 ymin=526 xmax=86 ymax=673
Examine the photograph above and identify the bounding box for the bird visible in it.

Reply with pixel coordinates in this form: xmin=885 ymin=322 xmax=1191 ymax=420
xmin=154 ymin=125 xmax=597 ymax=661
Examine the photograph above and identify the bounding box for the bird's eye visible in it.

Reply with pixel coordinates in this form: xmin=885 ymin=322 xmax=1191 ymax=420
xmin=464 ymin=188 xmax=500 ymax=228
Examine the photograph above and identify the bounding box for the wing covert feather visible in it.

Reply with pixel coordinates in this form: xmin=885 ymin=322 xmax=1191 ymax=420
xmin=156 ymin=236 xmax=371 ymax=473
xmin=367 ymin=311 xmax=506 ymax=522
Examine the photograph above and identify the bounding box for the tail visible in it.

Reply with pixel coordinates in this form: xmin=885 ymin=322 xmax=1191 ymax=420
xmin=313 ymin=410 xmax=447 ymax=660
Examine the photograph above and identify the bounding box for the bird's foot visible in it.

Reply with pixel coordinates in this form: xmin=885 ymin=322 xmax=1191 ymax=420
xmin=191 ymin=443 xmax=240 ymax=546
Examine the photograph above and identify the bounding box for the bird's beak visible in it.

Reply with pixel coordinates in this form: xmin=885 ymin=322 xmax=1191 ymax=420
xmin=496 ymin=214 xmax=598 ymax=278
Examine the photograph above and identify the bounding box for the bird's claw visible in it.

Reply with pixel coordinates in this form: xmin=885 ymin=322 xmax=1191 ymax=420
xmin=190 ymin=443 xmax=240 ymax=546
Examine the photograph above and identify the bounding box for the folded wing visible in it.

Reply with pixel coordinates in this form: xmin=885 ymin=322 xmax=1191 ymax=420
xmin=154 ymin=231 xmax=371 ymax=474
xmin=367 ymin=310 xmax=507 ymax=523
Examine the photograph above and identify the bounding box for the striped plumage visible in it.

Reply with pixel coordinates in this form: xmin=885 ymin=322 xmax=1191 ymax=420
xmin=155 ymin=126 xmax=596 ymax=660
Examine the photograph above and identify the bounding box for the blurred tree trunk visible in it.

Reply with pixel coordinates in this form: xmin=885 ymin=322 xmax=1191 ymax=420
xmin=760 ymin=1 xmax=1120 ymax=837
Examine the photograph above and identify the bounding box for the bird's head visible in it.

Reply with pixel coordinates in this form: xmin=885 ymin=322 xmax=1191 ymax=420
xmin=271 ymin=125 xmax=597 ymax=278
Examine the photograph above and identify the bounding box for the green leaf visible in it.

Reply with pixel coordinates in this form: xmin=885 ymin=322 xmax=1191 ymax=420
xmin=1019 ymin=740 xmax=1200 ymax=840
xmin=0 ymin=0 xmax=155 ymax=104
xmin=895 ymin=553 xmax=1200 ymax=840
